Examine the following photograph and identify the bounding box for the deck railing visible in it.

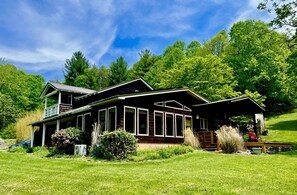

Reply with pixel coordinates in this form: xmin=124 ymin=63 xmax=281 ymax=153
xmin=44 ymin=104 xmax=58 ymax=118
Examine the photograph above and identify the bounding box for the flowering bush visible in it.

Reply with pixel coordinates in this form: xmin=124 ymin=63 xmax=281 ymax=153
xmin=51 ymin=127 xmax=81 ymax=154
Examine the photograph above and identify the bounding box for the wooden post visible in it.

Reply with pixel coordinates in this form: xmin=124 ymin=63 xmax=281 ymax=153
xmin=31 ymin=126 xmax=34 ymax=147
xmin=58 ymin=91 xmax=61 ymax=114
xmin=56 ymin=119 xmax=60 ymax=132
xmin=42 ymin=123 xmax=46 ymax=147
xmin=210 ymin=131 xmax=214 ymax=144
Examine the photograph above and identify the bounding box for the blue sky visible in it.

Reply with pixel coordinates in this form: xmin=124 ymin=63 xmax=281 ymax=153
xmin=0 ymin=0 xmax=273 ymax=81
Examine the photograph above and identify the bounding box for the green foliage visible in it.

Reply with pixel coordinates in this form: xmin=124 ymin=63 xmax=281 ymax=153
xmin=8 ymin=146 xmax=27 ymax=153
xmin=216 ymin=126 xmax=245 ymax=153
xmin=51 ymin=127 xmax=82 ymax=154
xmin=185 ymin=41 xmax=201 ymax=57
xmin=0 ymin=123 xmax=16 ymax=139
xmin=129 ymin=145 xmax=194 ymax=161
xmin=160 ymin=55 xmax=239 ymax=101
xmin=229 ymin=115 xmax=253 ymax=134
xmin=0 ymin=93 xmax=19 ymax=130
xmin=109 ymin=56 xmax=128 ymax=86
xmin=226 ymin=20 xmax=292 ymax=112
xmin=64 ymin=51 xmax=90 ymax=86
xmin=100 ymin=129 xmax=137 ymax=160
xmin=239 ymin=90 xmax=266 ymax=108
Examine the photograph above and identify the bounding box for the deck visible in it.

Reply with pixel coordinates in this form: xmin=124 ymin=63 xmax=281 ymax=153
xmin=244 ymin=142 xmax=293 ymax=153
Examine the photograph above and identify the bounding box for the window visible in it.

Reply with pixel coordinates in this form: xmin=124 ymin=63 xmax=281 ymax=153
xmin=185 ymin=116 xmax=192 ymax=130
xmin=124 ymin=107 xmax=136 ymax=134
xmin=84 ymin=113 xmax=92 ymax=132
xmin=165 ymin=100 xmax=183 ymax=110
xmin=76 ymin=113 xmax=91 ymax=131
xmin=175 ymin=114 xmax=184 ymax=137
xmin=108 ymin=107 xmax=117 ymax=131
xmin=154 ymin=111 xmax=164 ymax=136
xmin=200 ymin=118 xmax=208 ymax=130
xmin=165 ymin=113 xmax=174 ymax=137
xmin=98 ymin=109 xmax=107 ymax=132
xmin=138 ymin=109 xmax=149 ymax=135
xmin=77 ymin=115 xmax=83 ymax=130
xmin=61 ymin=93 xmax=72 ymax=104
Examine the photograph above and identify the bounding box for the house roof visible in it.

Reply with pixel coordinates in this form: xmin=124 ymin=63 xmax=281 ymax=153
xmin=75 ymin=78 xmax=153 ymax=100
xmin=193 ymin=96 xmax=265 ymax=115
xmin=40 ymin=82 xmax=96 ymax=98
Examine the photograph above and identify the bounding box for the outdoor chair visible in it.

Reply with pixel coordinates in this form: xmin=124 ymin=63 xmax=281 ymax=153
xmin=248 ymin=132 xmax=258 ymax=142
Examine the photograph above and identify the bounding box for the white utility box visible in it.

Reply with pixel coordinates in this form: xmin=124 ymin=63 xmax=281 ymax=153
xmin=74 ymin=144 xmax=87 ymax=156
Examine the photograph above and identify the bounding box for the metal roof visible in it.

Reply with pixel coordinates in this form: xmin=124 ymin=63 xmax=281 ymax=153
xmin=49 ymin=82 xmax=96 ymax=94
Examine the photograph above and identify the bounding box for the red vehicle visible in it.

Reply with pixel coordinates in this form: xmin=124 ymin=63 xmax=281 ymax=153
xmin=248 ymin=132 xmax=258 ymax=142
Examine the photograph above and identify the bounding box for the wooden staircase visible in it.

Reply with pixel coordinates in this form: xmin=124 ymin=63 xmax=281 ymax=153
xmin=197 ymin=131 xmax=217 ymax=151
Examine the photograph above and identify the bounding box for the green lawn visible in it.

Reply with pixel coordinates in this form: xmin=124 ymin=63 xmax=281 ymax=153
xmin=0 ymin=151 xmax=296 ymax=194
xmin=265 ymin=109 xmax=297 ymax=145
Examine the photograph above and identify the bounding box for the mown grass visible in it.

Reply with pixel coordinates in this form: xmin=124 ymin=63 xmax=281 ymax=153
xmin=0 ymin=151 xmax=296 ymax=194
xmin=265 ymin=109 xmax=297 ymax=146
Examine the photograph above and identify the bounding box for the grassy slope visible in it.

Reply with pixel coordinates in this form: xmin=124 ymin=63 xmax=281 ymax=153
xmin=0 ymin=151 xmax=296 ymax=194
xmin=265 ymin=109 xmax=297 ymax=145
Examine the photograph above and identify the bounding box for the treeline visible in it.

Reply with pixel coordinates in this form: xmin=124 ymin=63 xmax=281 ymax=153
xmin=66 ymin=20 xmax=297 ymax=113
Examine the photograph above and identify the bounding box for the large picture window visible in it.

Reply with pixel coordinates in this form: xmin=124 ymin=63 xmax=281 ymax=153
xmin=76 ymin=113 xmax=91 ymax=131
xmin=165 ymin=113 xmax=174 ymax=137
xmin=108 ymin=107 xmax=117 ymax=131
xmin=154 ymin=111 xmax=164 ymax=136
xmin=124 ymin=107 xmax=136 ymax=134
xmin=175 ymin=114 xmax=184 ymax=137
xmin=77 ymin=115 xmax=83 ymax=130
xmin=98 ymin=109 xmax=107 ymax=133
xmin=138 ymin=108 xmax=149 ymax=135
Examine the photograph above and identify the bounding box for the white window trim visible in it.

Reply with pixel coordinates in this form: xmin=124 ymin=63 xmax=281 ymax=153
xmin=76 ymin=114 xmax=83 ymax=130
xmin=165 ymin=112 xmax=175 ymax=137
xmin=200 ymin=118 xmax=208 ymax=130
xmin=108 ymin=106 xmax=117 ymax=131
xmin=183 ymin=106 xmax=192 ymax=112
xmin=154 ymin=111 xmax=164 ymax=137
xmin=175 ymin=114 xmax=184 ymax=138
xmin=98 ymin=109 xmax=107 ymax=132
xmin=124 ymin=106 xmax=136 ymax=135
xmin=165 ymin=100 xmax=184 ymax=110
xmin=137 ymin=108 xmax=149 ymax=136
xmin=76 ymin=113 xmax=91 ymax=131
xmin=184 ymin=115 xmax=193 ymax=131
xmin=154 ymin=101 xmax=164 ymax=106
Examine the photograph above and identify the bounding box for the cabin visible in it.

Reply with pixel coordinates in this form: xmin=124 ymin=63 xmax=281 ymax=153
xmin=30 ymin=78 xmax=264 ymax=149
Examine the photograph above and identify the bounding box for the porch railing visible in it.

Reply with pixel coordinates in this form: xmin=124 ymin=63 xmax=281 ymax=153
xmin=44 ymin=104 xmax=58 ymax=118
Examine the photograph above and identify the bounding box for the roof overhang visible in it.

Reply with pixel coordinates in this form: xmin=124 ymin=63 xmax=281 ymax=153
xmin=193 ymin=97 xmax=264 ymax=116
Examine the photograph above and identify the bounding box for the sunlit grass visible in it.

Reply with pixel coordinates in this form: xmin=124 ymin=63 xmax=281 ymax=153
xmin=0 ymin=151 xmax=296 ymax=194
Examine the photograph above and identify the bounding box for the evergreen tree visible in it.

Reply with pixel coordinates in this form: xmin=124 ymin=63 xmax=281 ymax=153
xmin=109 ymin=56 xmax=128 ymax=86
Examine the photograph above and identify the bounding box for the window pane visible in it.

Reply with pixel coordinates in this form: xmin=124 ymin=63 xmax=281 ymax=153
xmin=77 ymin=115 xmax=83 ymax=130
xmin=155 ymin=112 xmax=163 ymax=136
xmin=185 ymin=116 xmax=192 ymax=130
xmin=84 ymin=113 xmax=92 ymax=132
xmin=61 ymin=93 xmax=72 ymax=104
xmin=166 ymin=114 xmax=174 ymax=136
xmin=108 ymin=108 xmax=116 ymax=131
xmin=99 ymin=110 xmax=106 ymax=133
xmin=125 ymin=107 xmax=136 ymax=134
xmin=139 ymin=110 xmax=148 ymax=135
xmin=176 ymin=115 xmax=183 ymax=137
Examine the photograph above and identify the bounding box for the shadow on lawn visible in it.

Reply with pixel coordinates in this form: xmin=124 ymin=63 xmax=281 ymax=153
xmin=268 ymin=120 xmax=297 ymax=131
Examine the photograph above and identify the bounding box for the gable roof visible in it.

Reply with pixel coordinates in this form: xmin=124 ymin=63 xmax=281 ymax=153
xmin=75 ymin=78 xmax=153 ymax=100
xmin=40 ymin=82 xmax=96 ymax=98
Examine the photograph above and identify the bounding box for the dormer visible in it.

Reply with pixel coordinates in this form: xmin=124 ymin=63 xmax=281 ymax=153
xmin=40 ymin=82 xmax=96 ymax=118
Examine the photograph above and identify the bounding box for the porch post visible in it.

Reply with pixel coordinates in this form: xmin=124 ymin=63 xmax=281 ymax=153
xmin=56 ymin=119 xmax=60 ymax=131
xmin=253 ymin=114 xmax=257 ymax=135
xmin=58 ymin=91 xmax=61 ymax=114
xmin=31 ymin=126 xmax=34 ymax=147
xmin=42 ymin=123 xmax=46 ymax=147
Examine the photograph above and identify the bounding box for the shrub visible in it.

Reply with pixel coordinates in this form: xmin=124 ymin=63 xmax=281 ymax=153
xmin=0 ymin=123 xmax=16 ymax=139
xmin=184 ymin=127 xmax=200 ymax=148
xmin=216 ymin=125 xmax=245 ymax=153
xmin=8 ymin=146 xmax=27 ymax=153
xmin=51 ymin=127 xmax=81 ymax=154
xmin=129 ymin=145 xmax=194 ymax=161
xmin=100 ymin=129 xmax=137 ymax=160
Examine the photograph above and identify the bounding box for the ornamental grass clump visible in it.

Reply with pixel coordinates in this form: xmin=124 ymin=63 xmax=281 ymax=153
xmin=216 ymin=125 xmax=244 ymax=153
xmin=51 ymin=127 xmax=81 ymax=154
xmin=184 ymin=127 xmax=200 ymax=148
